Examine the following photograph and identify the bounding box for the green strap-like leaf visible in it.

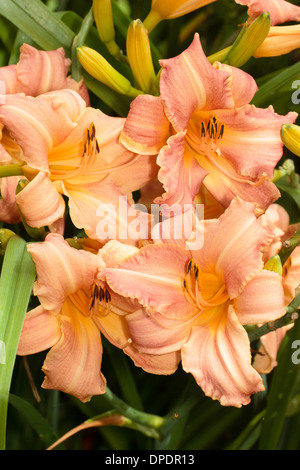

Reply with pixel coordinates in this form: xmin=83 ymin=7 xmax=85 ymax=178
xmin=0 ymin=0 xmax=74 ymax=51
xmin=258 ymin=316 xmax=300 ymax=449
xmin=0 ymin=237 xmax=36 ymax=449
xmin=9 ymin=394 xmax=65 ymax=449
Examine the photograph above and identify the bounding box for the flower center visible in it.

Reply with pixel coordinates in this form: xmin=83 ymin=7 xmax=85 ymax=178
xmin=89 ymin=282 xmax=111 ymax=317
xmin=49 ymin=122 xmax=100 ymax=181
xmin=183 ymin=258 xmax=230 ymax=323
xmin=186 ymin=115 xmax=225 ymax=156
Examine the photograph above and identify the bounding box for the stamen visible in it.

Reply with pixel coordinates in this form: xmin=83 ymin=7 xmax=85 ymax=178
xmin=183 ymin=258 xmax=229 ymax=311
xmin=199 ymin=116 xmax=225 ymax=142
xmin=89 ymin=282 xmax=111 ymax=316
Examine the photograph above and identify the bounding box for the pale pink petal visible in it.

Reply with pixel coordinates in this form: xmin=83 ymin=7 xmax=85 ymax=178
xmin=151 ymin=205 xmax=199 ymax=250
xmin=41 ymin=298 xmax=106 ymax=402
xmin=94 ymin=311 xmax=132 ymax=350
xmin=0 ymin=65 xmax=18 ymax=94
xmin=17 ymin=305 xmax=61 ymax=356
xmin=197 ymin=149 xmax=280 ymax=214
xmin=235 ymin=0 xmax=300 ymax=25
xmin=0 ymin=176 xmax=22 ymax=223
xmin=27 ymin=233 xmax=104 ymax=313
xmin=126 ymin=308 xmax=192 ymax=354
xmin=125 ymin=343 xmax=181 ymax=375
xmin=0 ymin=90 xmax=86 ymax=172
xmin=193 ymin=197 xmax=270 ymax=298
xmin=215 ymin=105 xmax=298 ymax=179
xmin=155 ymin=132 xmax=208 ymax=207
xmin=120 ymin=95 xmax=170 ymax=155
xmin=48 ymin=217 xmax=65 ymax=235
xmin=159 ymin=33 xmax=234 ymax=132
xmin=102 ymin=243 xmax=193 ymax=318
xmin=60 ymin=179 xmax=151 ymax=244
xmin=50 ymin=106 xmax=158 ymax=191
xmin=182 ymin=307 xmax=264 ymax=407
xmin=15 ymin=172 xmax=65 ymax=228
xmin=253 ymin=325 xmax=291 ymax=374
xmin=98 ymin=239 xmax=139 ymax=268
xmin=259 ymin=203 xmax=290 ymax=261
xmin=16 ymin=44 xmax=71 ymax=96
xmin=65 ymin=76 xmax=90 ymax=106
xmin=235 ymin=269 xmax=285 ymax=324
xmin=213 ymin=62 xmax=258 ymax=108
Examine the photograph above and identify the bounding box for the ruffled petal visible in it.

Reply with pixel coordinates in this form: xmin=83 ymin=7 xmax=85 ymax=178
xmin=41 ymin=297 xmax=106 ymax=402
xmin=213 ymin=62 xmax=258 ymax=108
xmin=15 ymin=172 xmax=66 ymax=228
xmin=27 ymin=233 xmax=104 ymax=313
xmin=125 ymin=343 xmax=181 ymax=375
xmin=155 ymin=132 xmax=208 ymax=207
xmin=102 ymin=243 xmax=193 ymax=318
xmin=159 ymin=33 xmax=234 ymax=132
xmin=17 ymin=305 xmax=61 ymax=356
xmin=61 ymin=179 xmax=151 ymax=244
xmin=216 ymin=105 xmax=298 ymax=179
xmin=120 ymin=94 xmax=170 ymax=155
xmin=252 ymin=325 xmax=291 ymax=374
xmin=235 ymin=269 xmax=286 ymax=324
xmin=0 ymin=90 xmax=86 ymax=172
xmin=235 ymin=0 xmax=300 ymax=25
xmin=16 ymin=44 xmax=71 ymax=96
xmin=126 ymin=308 xmax=192 ymax=354
xmin=181 ymin=306 xmax=264 ymax=407
xmin=197 ymin=148 xmax=280 ymax=214
xmin=193 ymin=197 xmax=270 ymax=298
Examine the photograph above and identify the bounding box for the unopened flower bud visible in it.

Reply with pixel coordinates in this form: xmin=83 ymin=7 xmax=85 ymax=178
xmin=77 ymin=46 xmax=141 ymax=97
xmin=92 ymin=0 xmax=120 ymax=57
xmin=281 ymin=124 xmax=300 ymax=158
xmin=126 ymin=20 xmax=156 ymax=93
xmin=226 ymin=13 xmax=271 ymax=67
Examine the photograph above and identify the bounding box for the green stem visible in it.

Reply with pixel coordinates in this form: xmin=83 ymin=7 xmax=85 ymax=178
xmin=278 ymin=228 xmax=300 ymax=266
xmin=127 ymin=85 xmax=145 ymax=99
xmin=103 ymin=386 xmax=165 ymax=434
xmin=0 ymin=163 xmax=24 ymax=178
xmin=248 ymin=292 xmax=300 ymax=343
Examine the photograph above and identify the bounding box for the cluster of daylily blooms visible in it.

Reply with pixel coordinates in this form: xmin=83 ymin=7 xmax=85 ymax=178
xmin=1 ymin=0 xmax=300 ymax=409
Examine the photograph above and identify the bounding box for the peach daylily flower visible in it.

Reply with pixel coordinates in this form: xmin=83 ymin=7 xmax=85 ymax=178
xmin=253 ymin=203 xmax=300 ymax=373
xmin=17 ymin=234 xmax=179 ymax=400
xmin=100 ymin=198 xmax=286 ymax=407
xmin=0 ymin=43 xmax=89 ymax=103
xmin=235 ymin=0 xmax=300 ymax=26
xmin=0 ymin=89 xmax=157 ymax=241
xmin=120 ymin=34 xmax=297 ymax=214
